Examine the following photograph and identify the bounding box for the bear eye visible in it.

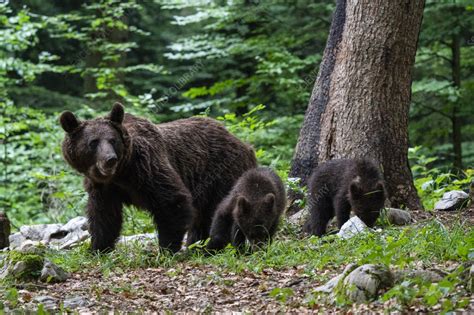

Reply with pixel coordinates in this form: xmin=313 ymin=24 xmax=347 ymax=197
xmin=109 ymin=139 xmax=116 ymax=146
xmin=88 ymin=139 xmax=99 ymax=149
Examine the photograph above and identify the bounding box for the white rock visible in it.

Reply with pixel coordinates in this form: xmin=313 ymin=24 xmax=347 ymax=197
xmin=63 ymin=296 xmax=92 ymax=309
xmin=394 ymin=269 xmax=445 ymax=283
xmin=342 ymin=264 xmax=394 ymax=303
xmin=11 ymin=261 xmax=28 ymax=277
xmin=19 ymin=224 xmax=62 ymax=242
xmin=11 ymin=217 xmax=90 ymax=251
xmin=118 ymin=233 xmax=156 ymax=245
xmin=434 ymin=190 xmax=469 ymax=211
xmin=34 ymin=295 xmax=59 ymax=310
xmin=19 ymin=240 xmax=45 ymax=254
xmin=288 ymin=208 xmax=309 ymax=226
xmin=314 ymin=263 xmax=358 ymax=293
xmin=337 ymin=216 xmax=367 ymax=239
xmin=385 ymin=208 xmax=412 ymax=226
xmin=57 ymin=230 xmax=90 ymax=250
xmin=9 ymin=233 xmax=26 ymax=250
xmin=40 ymin=259 xmax=70 ymax=283
xmin=61 ymin=216 xmax=88 ymax=232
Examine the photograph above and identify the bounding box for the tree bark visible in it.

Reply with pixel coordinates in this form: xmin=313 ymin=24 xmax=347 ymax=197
xmin=287 ymin=0 xmax=346 ymax=215
xmin=451 ymin=33 xmax=462 ymax=170
xmin=289 ymin=0 xmax=424 ymax=212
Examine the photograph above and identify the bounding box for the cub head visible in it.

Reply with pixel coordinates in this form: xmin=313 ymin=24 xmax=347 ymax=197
xmin=233 ymin=193 xmax=276 ymax=247
xmin=349 ymin=179 xmax=385 ymax=227
xmin=59 ymin=103 xmax=129 ymax=183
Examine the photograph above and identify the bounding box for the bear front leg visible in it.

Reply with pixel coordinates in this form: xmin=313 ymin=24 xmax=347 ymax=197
xmin=306 ymin=196 xmax=334 ymax=237
xmin=207 ymin=206 xmax=234 ymax=251
xmin=334 ymin=194 xmax=351 ymax=229
xmin=231 ymin=224 xmax=246 ymax=249
xmin=152 ymin=191 xmax=194 ymax=253
xmin=85 ymin=182 xmax=123 ymax=252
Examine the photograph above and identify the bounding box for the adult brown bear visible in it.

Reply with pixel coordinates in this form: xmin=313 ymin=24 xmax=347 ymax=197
xmin=59 ymin=103 xmax=257 ymax=252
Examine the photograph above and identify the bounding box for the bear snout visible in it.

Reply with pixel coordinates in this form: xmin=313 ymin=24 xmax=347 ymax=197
xmin=104 ymin=155 xmax=118 ymax=169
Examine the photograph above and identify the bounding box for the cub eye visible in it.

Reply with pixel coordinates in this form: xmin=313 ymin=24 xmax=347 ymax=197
xmin=109 ymin=139 xmax=116 ymax=146
xmin=88 ymin=139 xmax=99 ymax=149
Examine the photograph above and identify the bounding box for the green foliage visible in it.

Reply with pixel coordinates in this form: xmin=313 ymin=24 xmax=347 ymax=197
xmin=1 ymin=105 xmax=85 ymax=227
xmin=5 ymin=250 xmax=45 ymax=281
xmin=409 ymin=146 xmax=473 ymax=209
xmin=410 ymin=2 xmax=474 ymax=168
xmin=163 ymin=1 xmax=333 ymax=116
xmin=382 ymin=265 xmax=470 ymax=313
xmin=270 ymin=287 xmax=294 ymax=304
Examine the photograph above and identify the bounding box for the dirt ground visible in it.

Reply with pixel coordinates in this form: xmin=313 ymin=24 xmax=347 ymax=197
xmin=8 ymin=206 xmax=474 ymax=313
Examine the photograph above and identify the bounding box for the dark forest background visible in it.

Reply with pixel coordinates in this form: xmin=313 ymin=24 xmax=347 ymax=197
xmin=1 ymin=0 xmax=473 ymax=227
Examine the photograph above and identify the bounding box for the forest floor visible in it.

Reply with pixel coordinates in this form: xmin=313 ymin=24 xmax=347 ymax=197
xmin=2 ymin=207 xmax=474 ymax=313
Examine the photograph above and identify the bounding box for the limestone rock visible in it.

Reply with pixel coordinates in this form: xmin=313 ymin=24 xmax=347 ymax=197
xmin=55 ymin=230 xmax=90 ymax=250
xmin=9 ymin=216 xmax=91 ymax=251
xmin=61 ymin=216 xmax=88 ymax=233
xmin=19 ymin=240 xmax=46 ymax=255
xmin=19 ymin=224 xmax=62 ymax=242
xmin=314 ymin=263 xmax=358 ymax=293
xmin=34 ymin=295 xmax=59 ymax=311
xmin=394 ymin=268 xmax=446 ymax=283
xmin=40 ymin=259 xmax=70 ymax=283
xmin=9 ymin=233 xmax=26 ymax=250
xmin=434 ymin=190 xmax=469 ymax=211
xmin=288 ymin=208 xmax=309 ymax=226
xmin=50 ymin=216 xmax=90 ymax=249
xmin=118 ymin=233 xmax=156 ymax=245
xmin=341 ymin=264 xmax=394 ymax=303
xmin=384 ymin=208 xmax=412 ymax=226
xmin=337 ymin=216 xmax=367 ymax=239
xmin=63 ymin=296 xmax=92 ymax=309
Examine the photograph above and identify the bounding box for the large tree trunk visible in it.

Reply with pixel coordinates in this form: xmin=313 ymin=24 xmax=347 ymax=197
xmin=289 ymin=0 xmax=424 ymax=212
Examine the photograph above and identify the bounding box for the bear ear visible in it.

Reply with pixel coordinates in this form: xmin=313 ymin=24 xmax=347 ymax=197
xmin=110 ymin=102 xmax=124 ymax=124
xmin=59 ymin=111 xmax=80 ymax=133
xmin=375 ymin=181 xmax=385 ymax=196
xmin=263 ymin=193 xmax=275 ymax=208
xmin=236 ymin=196 xmax=250 ymax=213
xmin=350 ymin=181 xmax=363 ymax=199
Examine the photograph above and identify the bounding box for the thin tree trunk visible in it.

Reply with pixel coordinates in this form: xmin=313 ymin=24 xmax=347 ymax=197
xmin=451 ymin=34 xmax=462 ymax=170
xmin=289 ymin=0 xmax=424 ymax=212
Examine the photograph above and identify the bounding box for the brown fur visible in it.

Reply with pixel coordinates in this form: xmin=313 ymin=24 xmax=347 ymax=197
xmin=60 ymin=103 xmax=257 ymax=252
xmin=207 ymin=167 xmax=286 ymax=251
xmin=304 ymin=159 xmax=385 ymax=236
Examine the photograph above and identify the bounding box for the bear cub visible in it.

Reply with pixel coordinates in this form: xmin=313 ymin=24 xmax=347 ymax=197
xmin=207 ymin=167 xmax=286 ymax=251
xmin=304 ymin=159 xmax=385 ymax=236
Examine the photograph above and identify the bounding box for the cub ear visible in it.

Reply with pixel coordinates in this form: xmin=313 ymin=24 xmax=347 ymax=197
xmin=350 ymin=181 xmax=363 ymax=199
xmin=375 ymin=181 xmax=385 ymax=196
xmin=236 ymin=196 xmax=250 ymax=213
xmin=264 ymin=193 xmax=275 ymax=208
xmin=59 ymin=111 xmax=80 ymax=133
xmin=110 ymin=102 xmax=124 ymax=124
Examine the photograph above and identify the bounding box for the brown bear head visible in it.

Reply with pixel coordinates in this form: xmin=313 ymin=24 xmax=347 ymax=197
xmin=59 ymin=103 xmax=131 ymax=183
xmin=233 ymin=193 xmax=276 ymax=247
xmin=349 ymin=178 xmax=385 ymax=227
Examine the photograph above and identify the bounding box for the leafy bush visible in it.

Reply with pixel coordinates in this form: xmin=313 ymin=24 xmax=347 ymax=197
xmin=409 ymin=146 xmax=473 ymax=209
xmin=1 ymin=105 xmax=85 ymax=228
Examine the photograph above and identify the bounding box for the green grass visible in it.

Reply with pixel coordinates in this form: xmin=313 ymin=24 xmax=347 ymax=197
xmin=45 ymin=219 xmax=473 ymax=277
xmin=1 ymin=218 xmax=472 ymax=312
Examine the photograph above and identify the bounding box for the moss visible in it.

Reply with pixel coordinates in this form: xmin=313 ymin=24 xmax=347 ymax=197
xmin=5 ymin=251 xmax=45 ymax=281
